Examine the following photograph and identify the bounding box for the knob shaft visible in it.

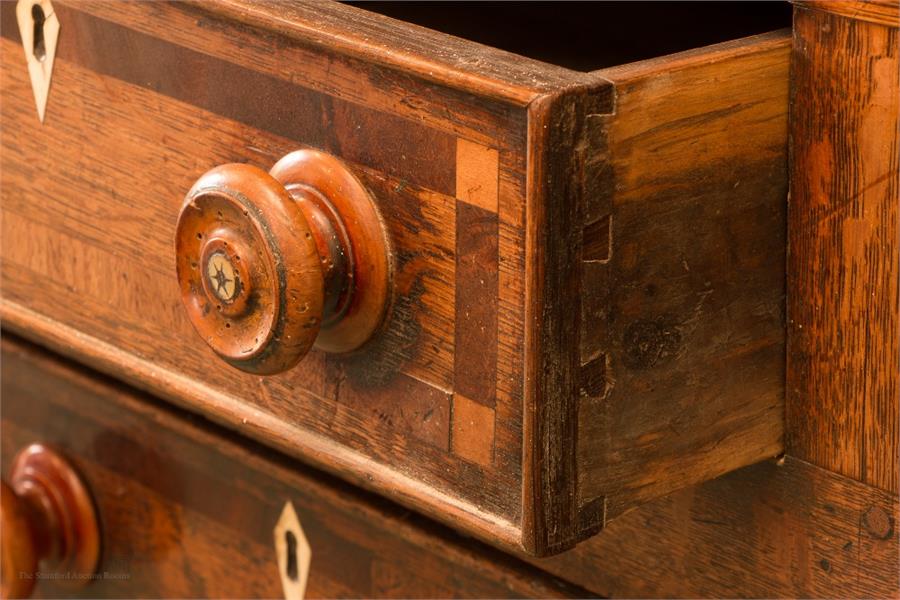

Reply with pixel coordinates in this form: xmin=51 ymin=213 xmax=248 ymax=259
xmin=175 ymin=149 xmax=392 ymax=375
xmin=0 ymin=444 xmax=99 ymax=600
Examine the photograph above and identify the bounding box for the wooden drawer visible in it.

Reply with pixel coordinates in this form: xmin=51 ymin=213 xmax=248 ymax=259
xmin=0 ymin=1 xmax=789 ymax=555
xmin=0 ymin=336 xmax=588 ymax=598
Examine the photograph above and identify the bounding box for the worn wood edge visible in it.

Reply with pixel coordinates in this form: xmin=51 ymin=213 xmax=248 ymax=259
xmin=37 ymin=1 xmax=523 ymax=150
xmin=593 ymin=28 xmax=792 ymax=83
xmin=524 ymin=90 xmax=579 ymax=557
xmin=1 ymin=335 xmax=597 ymax=598
xmin=522 ymin=83 xmax=614 ymax=556
xmin=794 ymin=0 xmax=900 ymax=27
xmin=0 ymin=299 xmax=529 ymax=554
xmin=185 ymin=0 xmax=602 ymax=106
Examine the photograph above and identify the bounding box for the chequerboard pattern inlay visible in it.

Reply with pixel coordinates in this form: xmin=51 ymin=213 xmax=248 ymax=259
xmin=452 ymin=138 xmax=500 ymax=465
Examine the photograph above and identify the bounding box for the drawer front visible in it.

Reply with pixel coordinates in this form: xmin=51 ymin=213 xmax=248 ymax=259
xmin=0 ymin=337 xmax=586 ymax=599
xmin=1 ymin=1 xmax=788 ymax=554
xmin=0 ymin=0 xmax=539 ymax=551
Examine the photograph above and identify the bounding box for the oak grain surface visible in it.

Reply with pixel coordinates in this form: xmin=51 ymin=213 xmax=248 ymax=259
xmin=0 ymin=0 xmax=529 ymax=548
xmin=787 ymin=5 xmax=899 ymax=493
xmin=794 ymin=0 xmax=900 ymax=28
xmin=535 ymin=456 xmax=900 ymax=599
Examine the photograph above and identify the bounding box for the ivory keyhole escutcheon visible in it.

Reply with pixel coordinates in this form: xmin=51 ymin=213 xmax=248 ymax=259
xmin=15 ymin=0 xmax=60 ymax=123
xmin=274 ymin=501 xmax=311 ymax=600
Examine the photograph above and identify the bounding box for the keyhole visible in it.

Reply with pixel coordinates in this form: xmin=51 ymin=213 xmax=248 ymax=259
xmin=284 ymin=530 xmax=299 ymax=582
xmin=31 ymin=4 xmax=46 ymax=62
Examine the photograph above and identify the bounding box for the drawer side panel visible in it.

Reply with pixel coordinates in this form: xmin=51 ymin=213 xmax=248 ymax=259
xmin=577 ymin=32 xmax=790 ymax=521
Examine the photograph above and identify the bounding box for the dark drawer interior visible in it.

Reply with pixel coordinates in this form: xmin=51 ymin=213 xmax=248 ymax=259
xmin=351 ymin=1 xmax=792 ymax=71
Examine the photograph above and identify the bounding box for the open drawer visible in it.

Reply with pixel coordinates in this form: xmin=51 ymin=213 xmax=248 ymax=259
xmin=0 ymin=1 xmax=789 ymax=555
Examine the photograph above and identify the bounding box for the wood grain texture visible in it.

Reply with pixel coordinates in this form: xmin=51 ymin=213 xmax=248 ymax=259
xmin=787 ymin=6 xmax=899 ymax=493
xmin=185 ymin=0 xmax=599 ymax=103
xmin=454 ymin=200 xmax=499 ymax=408
xmin=1 ymin=0 xmax=794 ymax=555
xmin=62 ymin=0 xmax=532 ymax=148
xmin=0 ymin=22 xmax=524 ymax=549
xmin=794 ymin=0 xmax=900 ymax=27
xmin=0 ymin=336 xmax=590 ymax=599
xmin=534 ymin=456 xmax=900 ymax=599
xmin=0 ymin=0 xmax=542 ymax=551
xmin=576 ymin=31 xmax=790 ymax=523
xmin=175 ymin=162 xmax=327 ymax=375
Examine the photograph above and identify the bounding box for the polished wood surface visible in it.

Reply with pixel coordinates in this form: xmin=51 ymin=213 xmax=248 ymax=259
xmin=1 ymin=445 xmax=100 ymax=600
xmin=0 ymin=0 xmax=534 ymax=551
xmin=0 ymin=336 xmax=590 ymax=599
xmin=787 ymin=1 xmax=899 ymax=493
xmin=175 ymin=149 xmax=391 ymax=374
xmin=520 ymin=3 xmax=898 ymax=596
xmin=0 ymin=483 xmax=36 ymax=600
xmin=0 ymin=0 xmax=792 ymax=554
xmin=177 ymin=162 xmax=326 ymax=375
xmin=269 ymin=149 xmax=392 ymax=355
xmin=1 ymin=0 xmax=898 ymax=597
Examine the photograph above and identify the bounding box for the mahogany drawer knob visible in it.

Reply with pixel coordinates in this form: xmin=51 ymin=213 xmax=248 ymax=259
xmin=0 ymin=444 xmax=100 ymax=600
xmin=175 ymin=149 xmax=392 ymax=375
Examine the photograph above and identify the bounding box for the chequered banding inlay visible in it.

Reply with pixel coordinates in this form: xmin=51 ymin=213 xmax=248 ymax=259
xmin=452 ymin=138 xmax=499 ymax=466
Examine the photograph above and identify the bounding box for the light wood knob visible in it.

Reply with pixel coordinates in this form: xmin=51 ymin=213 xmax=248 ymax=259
xmin=175 ymin=149 xmax=392 ymax=375
xmin=0 ymin=444 xmax=99 ymax=600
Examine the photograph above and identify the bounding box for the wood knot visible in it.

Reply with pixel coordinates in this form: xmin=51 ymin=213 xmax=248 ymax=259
xmin=622 ymin=318 xmax=682 ymax=370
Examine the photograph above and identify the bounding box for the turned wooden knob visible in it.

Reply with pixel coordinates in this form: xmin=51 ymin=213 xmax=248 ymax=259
xmin=0 ymin=444 xmax=100 ymax=600
xmin=175 ymin=149 xmax=392 ymax=375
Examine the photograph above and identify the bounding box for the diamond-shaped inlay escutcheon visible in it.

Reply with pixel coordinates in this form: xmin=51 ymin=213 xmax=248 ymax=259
xmin=16 ymin=0 xmax=59 ymax=122
xmin=274 ymin=501 xmax=312 ymax=600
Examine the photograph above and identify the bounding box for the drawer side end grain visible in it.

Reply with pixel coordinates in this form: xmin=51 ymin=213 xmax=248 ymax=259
xmin=523 ymin=80 xmax=615 ymax=556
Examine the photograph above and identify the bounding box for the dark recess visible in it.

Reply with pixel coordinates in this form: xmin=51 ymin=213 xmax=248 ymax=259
xmin=350 ymin=2 xmax=792 ymax=71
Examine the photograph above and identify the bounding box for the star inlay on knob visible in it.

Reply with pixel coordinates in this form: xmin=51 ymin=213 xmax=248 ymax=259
xmin=207 ymin=252 xmax=238 ymax=302
xmin=175 ymin=149 xmax=392 ymax=375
